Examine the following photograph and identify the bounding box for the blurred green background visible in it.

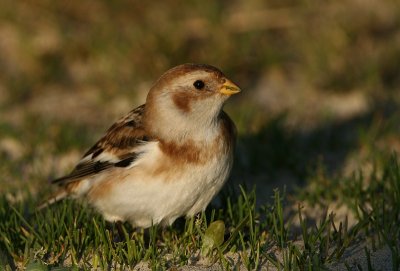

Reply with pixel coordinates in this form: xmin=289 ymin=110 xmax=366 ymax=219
xmin=0 ymin=0 xmax=400 ymax=197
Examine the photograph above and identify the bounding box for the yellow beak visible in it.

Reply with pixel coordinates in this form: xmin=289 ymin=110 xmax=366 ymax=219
xmin=219 ymin=80 xmax=241 ymax=96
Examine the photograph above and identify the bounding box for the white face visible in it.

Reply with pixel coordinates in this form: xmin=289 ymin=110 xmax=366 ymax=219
xmin=145 ymin=64 xmax=240 ymax=142
xmin=146 ymin=69 xmax=228 ymax=142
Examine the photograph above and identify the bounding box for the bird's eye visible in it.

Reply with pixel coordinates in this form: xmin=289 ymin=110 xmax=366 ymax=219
xmin=193 ymin=80 xmax=205 ymax=90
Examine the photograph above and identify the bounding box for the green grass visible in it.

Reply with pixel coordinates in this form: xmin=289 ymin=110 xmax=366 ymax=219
xmin=1 ymin=0 xmax=400 ymax=270
xmin=0 ymin=153 xmax=399 ymax=270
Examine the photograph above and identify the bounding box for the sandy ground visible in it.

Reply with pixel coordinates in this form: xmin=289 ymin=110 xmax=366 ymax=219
xmin=130 ymin=242 xmax=394 ymax=270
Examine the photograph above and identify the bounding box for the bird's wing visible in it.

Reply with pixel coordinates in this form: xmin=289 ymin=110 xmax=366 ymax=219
xmin=52 ymin=104 xmax=152 ymax=186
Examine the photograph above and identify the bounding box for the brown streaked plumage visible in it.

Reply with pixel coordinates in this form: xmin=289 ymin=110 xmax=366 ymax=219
xmin=51 ymin=105 xmax=148 ymax=185
xmin=84 ymin=105 xmax=148 ymax=157
xmin=41 ymin=63 xmax=241 ymax=228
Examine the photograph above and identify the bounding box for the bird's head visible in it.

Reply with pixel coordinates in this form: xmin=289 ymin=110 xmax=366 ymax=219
xmin=144 ymin=64 xmax=240 ymax=142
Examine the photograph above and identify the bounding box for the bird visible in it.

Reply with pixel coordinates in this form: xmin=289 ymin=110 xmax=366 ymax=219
xmin=41 ymin=63 xmax=241 ymax=228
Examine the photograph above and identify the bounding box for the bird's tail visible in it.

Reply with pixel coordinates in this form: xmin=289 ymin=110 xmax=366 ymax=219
xmin=37 ymin=189 xmax=68 ymax=210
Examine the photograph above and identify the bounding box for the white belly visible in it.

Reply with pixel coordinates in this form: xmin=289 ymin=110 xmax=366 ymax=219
xmin=87 ymin=142 xmax=233 ymax=228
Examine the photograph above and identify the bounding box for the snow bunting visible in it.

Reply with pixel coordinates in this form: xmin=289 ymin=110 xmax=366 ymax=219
xmin=43 ymin=63 xmax=241 ymax=228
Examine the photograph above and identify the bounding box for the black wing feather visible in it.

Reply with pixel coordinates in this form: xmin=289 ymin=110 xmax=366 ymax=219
xmin=52 ymin=105 xmax=152 ymax=186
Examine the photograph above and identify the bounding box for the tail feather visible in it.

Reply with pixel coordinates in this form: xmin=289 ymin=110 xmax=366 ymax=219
xmin=37 ymin=189 xmax=68 ymax=210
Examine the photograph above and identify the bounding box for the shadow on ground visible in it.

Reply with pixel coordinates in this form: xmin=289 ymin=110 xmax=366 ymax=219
xmin=222 ymin=98 xmax=398 ymax=207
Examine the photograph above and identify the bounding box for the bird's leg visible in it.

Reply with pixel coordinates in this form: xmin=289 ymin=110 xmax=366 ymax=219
xmin=115 ymin=221 xmax=126 ymax=242
xmin=107 ymin=221 xmax=126 ymax=242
